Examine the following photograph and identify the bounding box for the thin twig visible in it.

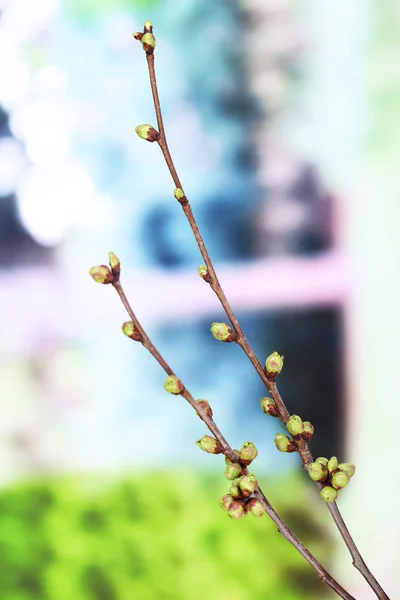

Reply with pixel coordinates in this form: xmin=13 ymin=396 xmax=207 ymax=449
xmin=139 ymin=40 xmax=389 ymax=600
xmin=112 ymin=278 xmax=355 ymax=600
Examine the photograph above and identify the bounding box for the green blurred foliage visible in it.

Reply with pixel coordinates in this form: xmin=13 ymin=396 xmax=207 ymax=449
xmin=65 ymin=0 xmax=158 ymax=22
xmin=0 ymin=472 xmax=334 ymax=599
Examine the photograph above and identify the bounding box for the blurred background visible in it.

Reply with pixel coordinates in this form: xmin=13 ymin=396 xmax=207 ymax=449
xmin=0 ymin=0 xmax=399 ymax=598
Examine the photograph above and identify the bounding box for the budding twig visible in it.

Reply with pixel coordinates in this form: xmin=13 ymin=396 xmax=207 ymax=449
xmin=133 ymin=21 xmax=389 ymax=600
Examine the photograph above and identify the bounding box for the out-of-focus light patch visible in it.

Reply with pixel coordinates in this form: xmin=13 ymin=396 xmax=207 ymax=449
xmin=17 ymin=163 xmax=95 ymax=246
xmin=76 ymin=192 xmax=120 ymax=235
xmin=0 ymin=137 xmax=27 ymax=195
xmin=10 ymin=101 xmax=74 ymax=165
xmin=32 ymin=65 xmax=67 ymax=100
xmin=76 ymin=100 xmax=106 ymax=136
xmin=0 ymin=34 xmax=30 ymax=108
xmin=0 ymin=0 xmax=58 ymax=43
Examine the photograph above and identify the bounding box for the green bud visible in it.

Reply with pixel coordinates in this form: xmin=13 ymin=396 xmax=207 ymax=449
xmin=265 ymin=351 xmax=284 ymax=379
xmin=229 ymin=484 xmax=242 ymax=498
xmin=239 ymin=441 xmax=258 ymax=465
xmin=164 ymin=375 xmax=184 ymax=395
xmin=302 ymin=421 xmax=314 ymax=441
xmin=225 ymin=450 xmax=240 ymax=465
xmin=210 ymin=322 xmax=237 ymax=343
xmin=141 ymin=32 xmax=156 ymax=54
xmin=196 ymin=435 xmax=223 ymax=455
xmin=196 ymin=399 xmax=213 ymax=418
xmin=320 ymin=486 xmax=338 ymax=503
xmin=89 ymin=265 xmax=113 ymax=284
xmin=338 ymin=463 xmax=356 ymax=479
xmin=174 ymin=188 xmax=185 ymax=200
xmin=287 ymin=415 xmax=304 ymax=437
xmin=331 ymin=471 xmax=350 ymax=490
xmin=135 ymin=124 xmax=160 ymax=142
xmin=144 ymin=19 xmax=153 ymax=33
xmin=274 ymin=433 xmax=297 ymax=453
xmin=228 ymin=500 xmax=246 ymax=519
xmin=108 ymin=252 xmax=120 ymax=273
xmin=220 ymin=494 xmax=235 ymax=511
xmin=315 ymin=457 xmax=329 ymax=467
xmin=224 ymin=463 xmax=242 ymax=480
xmin=247 ymin=498 xmax=265 ymax=517
xmin=260 ymin=397 xmax=279 ymax=417
xmin=308 ymin=462 xmax=328 ymax=482
xmin=121 ymin=321 xmax=141 ymax=342
xmin=328 ymin=456 xmax=338 ymax=473
xmin=239 ymin=474 xmax=258 ymax=497
xmin=197 ymin=265 xmax=211 ymax=282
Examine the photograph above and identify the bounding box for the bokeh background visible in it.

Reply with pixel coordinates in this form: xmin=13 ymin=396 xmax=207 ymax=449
xmin=0 ymin=0 xmax=399 ymax=598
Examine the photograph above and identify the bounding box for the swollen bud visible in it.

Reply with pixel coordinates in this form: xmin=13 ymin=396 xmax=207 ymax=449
xmin=287 ymin=415 xmax=304 ymax=437
xmin=302 ymin=421 xmax=314 ymax=441
xmin=224 ymin=463 xmax=242 ymax=480
xmin=196 ymin=399 xmax=213 ymax=418
xmin=328 ymin=456 xmax=338 ymax=473
xmin=196 ymin=435 xmax=223 ymax=454
xmin=164 ymin=375 xmax=184 ymax=395
xmin=135 ymin=124 xmax=160 ymax=142
xmin=210 ymin=322 xmax=237 ymax=343
xmin=228 ymin=500 xmax=246 ymax=519
xmin=121 ymin=321 xmax=141 ymax=342
xmin=229 ymin=484 xmax=242 ymax=498
xmin=308 ymin=462 xmax=328 ymax=482
xmin=274 ymin=433 xmax=297 ymax=453
xmin=225 ymin=450 xmax=240 ymax=465
xmin=260 ymin=397 xmax=279 ymax=417
xmin=143 ymin=20 xmax=153 ymax=33
xmin=338 ymin=463 xmax=356 ymax=479
xmin=247 ymin=498 xmax=265 ymax=517
xmin=220 ymin=494 xmax=235 ymax=511
xmin=320 ymin=486 xmax=338 ymax=503
xmin=89 ymin=265 xmax=113 ymax=284
xmin=174 ymin=188 xmax=185 ymax=201
xmin=108 ymin=252 xmax=120 ymax=273
xmin=239 ymin=474 xmax=258 ymax=497
xmin=331 ymin=471 xmax=350 ymax=490
xmin=141 ymin=32 xmax=156 ymax=54
xmin=239 ymin=441 xmax=258 ymax=465
xmin=315 ymin=457 xmax=329 ymax=467
xmin=265 ymin=351 xmax=284 ymax=379
xmin=197 ymin=265 xmax=211 ymax=283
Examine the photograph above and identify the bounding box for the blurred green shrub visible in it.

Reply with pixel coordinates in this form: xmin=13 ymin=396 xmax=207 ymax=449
xmin=0 ymin=472 xmax=333 ymax=599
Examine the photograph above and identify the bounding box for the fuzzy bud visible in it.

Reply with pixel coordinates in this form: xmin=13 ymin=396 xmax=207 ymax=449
xmin=320 ymin=486 xmax=338 ymax=503
xmin=338 ymin=463 xmax=356 ymax=479
xmin=228 ymin=501 xmax=246 ymax=519
xmin=224 ymin=463 xmax=242 ymax=480
xmin=328 ymin=456 xmax=339 ymax=473
xmin=135 ymin=124 xmax=160 ymax=142
xmin=315 ymin=457 xmax=329 ymax=467
xmin=308 ymin=462 xmax=328 ymax=483
xmin=220 ymin=494 xmax=235 ymax=511
xmin=260 ymin=397 xmax=279 ymax=417
xmin=141 ymin=32 xmax=156 ymax=54
xmin=287 ymin=415 xmax=304 ymax=437
xmin=196 ymin=399 xmax=213 ymax=418
xmin=108 ymin=252 xmax=120 ymax=274
xmin=210 ymin=322 xmax=237 ymax=343
xmin=265 ymin=351 xmax=284 ymax=379
xmin=89 ymin=265 xmax=113 ymax=284
xmin=274 ymin=433 xmax=297 ymax=453
xmin=331 ymin=471 xmax=350 ymax=490
xmin=121 ymin=321 xmax=141 ymax=342
xmin=239 ymin=474 xmax=258 ymax=497
xmin=239 ymin=441 xmax=258 ymax=465
xmin=196 ymin=435 xmax=223 ymax=455
xmin=301 ymin=421 xmax=314 ymax=441
xmin=247 ymin=498 xmax=265 ymax=517
xmin=164 ymin=375 xmax=184 ymax=395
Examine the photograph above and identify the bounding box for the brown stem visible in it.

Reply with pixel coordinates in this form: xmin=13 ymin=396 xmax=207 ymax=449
xmin=112 ymin=278 xmax=354 ymax=600
xmin=142 ymin=47 xmax=389 ymax=600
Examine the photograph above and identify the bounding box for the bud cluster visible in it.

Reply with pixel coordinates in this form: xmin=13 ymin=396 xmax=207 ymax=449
xmin=307 ymin=456 xmax=356 ymax=503
xmin=286 ymin=414 xmax=314 ymax=442
xmin=132 ymin=20 xmax=156 ymax=55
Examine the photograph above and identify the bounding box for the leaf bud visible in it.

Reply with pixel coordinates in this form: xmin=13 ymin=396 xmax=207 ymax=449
xmin=210 ymin=322 xmax=237 ymax=343
xmin=228 ymin=484 xmax=242 ymax=498
xmin=274 ymin=433 xmax=297 ymax=453
xmin=164 ymin=375 xmax=184 ymax=395
xmin=228 ymin=501 xmax=246 ymax=519
xmin=247 ymin=498 xmax=265 ymax=517
xmin=196 ymin=435 xmax=223 ymax=455
xmin=141 ymin=32 xmax=156 ymax=54
xmin=328 ymin=456 xmax=338 ymax=473
xmin=108 ymin=252 xmax=120 ymax=274
xmin=224 ymin=463 xmax=242 ymax=480
xmin=239 ymin=441 xmax=258 ymax=465
xmin=331 ymin=471 xmax=350 ymax=490
xmin=196 ymin=399 xmax=213 ymax=418
xmin=287 ymin=415 xmax=304 ymax=437
xmin=320 ymin=486 xmax=338 ymax=503
xmin=143 ymin=20 xmax=153 ymax=33
xmin=239 ymin=474 xmax=258 ymax=497
xmin=338 ymin=463 xmax=356 ymax=479
xmin=135 ymin=124 xmax=160 ymax=142
xmin=197 ymin=265 xmax=211 ymax=282
xmin=260 ymin=397 xmax=279 ymax=417
xmin=308 ymin=462 xmax=328 ymax=482
xmin=132 ymin=32 xmax=143 ymax=41
xmin=265 ymin=351 xmax=284 ymax=379
xmin=315 ymin=457 xmax=329 ymax=467
xmin=301 ymin=421 xmax=314 ymax=441
xmin=89 ymin=265 xmax=113 ymax=284
xmin=220 ymin=494 xmax=235 ymax=511
xmin=121 ymin=320 xmax=141 ymax=342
